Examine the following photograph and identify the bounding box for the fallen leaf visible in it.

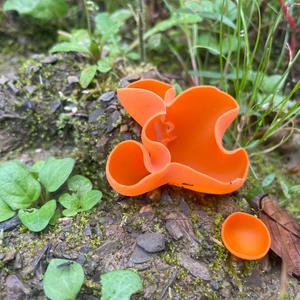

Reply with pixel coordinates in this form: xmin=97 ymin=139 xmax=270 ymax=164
xmin=258 ymin=195 xmax=300 ymax=276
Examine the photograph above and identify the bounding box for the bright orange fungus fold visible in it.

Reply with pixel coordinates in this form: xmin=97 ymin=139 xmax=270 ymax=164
xmin=106 ymin=79 xmax=249 ymax=196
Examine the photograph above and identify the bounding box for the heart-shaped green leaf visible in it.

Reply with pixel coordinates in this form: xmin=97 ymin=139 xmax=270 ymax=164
xmin=43 ymin=259 xmax=84 ymax=300
xmin=67 ymin=175 xmax=92 ymax=193
xmin=80 ymin=190 xmax=102 ymax=211
xmin=0 ymin=199 xmax=15 ymax=222
xmin=59 ymin=190 xmax=102 ymax=217
xmin=39 ymin=157 xmax=75 ymax=192
xmin=18 ymin=200 xmax=56 ymax=232
xmin=101 ymin=269 xmax=143 ymax=300
xmin=0 ymin=161 xmax=41 ymax=210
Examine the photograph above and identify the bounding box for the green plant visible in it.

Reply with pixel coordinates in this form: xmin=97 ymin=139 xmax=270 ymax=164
xmin=59 ymin=175 xmax=102 ymax=217
xmin=0 ymin=157 xmax=102 ymax=232
xmin=50 ymin=9 xmax=136 ymax=88
xmin=43 ymin=259 xmax=84 ymax=300
xmin=3 ymin=0 xmax=68 ymax=20
xmin=133 ymin=0 xmax=299 ymax=154
xmin=100 ymin=269 xmax=143 ymax=300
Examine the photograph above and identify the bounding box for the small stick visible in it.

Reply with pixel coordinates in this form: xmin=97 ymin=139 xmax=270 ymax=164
xmin=159 ymin=269 xmax=178 ymax=300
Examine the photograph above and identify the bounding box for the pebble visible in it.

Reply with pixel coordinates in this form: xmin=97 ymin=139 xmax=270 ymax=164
xmin=42 ymin=55 xmax=57 ymax=64
xmin=137 ymin=232 xmax=166 ymax=253
xmin=129 ymin=245 xmax=152 ymax=264
xmin=5 ymin=275 xmax=30 ymax=300
xmin=50 ymin=100 xmax=61 ymax=113
xmin=99 ymin=91 xmax=115 ymax=102
xmin=0 ymin=216 xmax=20 ymax=231
xmin=178 ymin=254 xmax=211 ymax=281
xmin=165 ymin=216 xmax=184 ymax=240
xmin=88 ymin=109 xmax=104 ymax=123
xmin=67 ymin=75 xmax=79 ymax=84
xmin=94 ymin=240 xmax=121 ymax=257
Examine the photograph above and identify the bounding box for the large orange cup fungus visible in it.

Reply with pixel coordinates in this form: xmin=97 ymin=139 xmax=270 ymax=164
xmin=106 ymin=79 xmax=249 ymax=196
xmin=221 ymin=212 xmax=271 ymax=260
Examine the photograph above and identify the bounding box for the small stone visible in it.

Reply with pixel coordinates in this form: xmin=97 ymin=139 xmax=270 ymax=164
xmin=120 ymin=124 xmax=128 ymax=133
xmin=143 ymin=285 xmax=157 ymax=299
xmin=166 ymin=218 xmax=183 ymax=240
xmin=0 ymin=216 xmax=20 ymax=231
xmin=42 ymin=55 xmax=57 ymax=64
xmin=99 ymin=91 xmax=115 ymax=102
xmin=129 ymin=245 xmax=152 ymax=264
xmin=0 ymin=75 xmax=9 ymax=85
xmin=6 ymin=275 xmax=30 ymax=300
xmin=88 ymin=109 xmax=104 ymax=123
xmin=137 ymin=233 xmax=165 ymax=253
xmin=124 ymin=74 xmax=141 ymax=83
xmin=178 ymin=254 xmax=211 ymax=281
xmin=67 ymin=75 xmax=79 ymax=84
xmin=50 ymin=99 xmax=61 ymax=113
xmin=94 ymin=240 xmax=121 ymax=257
xmin=179 ymin=197 xmax=191 ymax=217
xmin=3 ymin=248 xmax=16 ymax=262
xmin=25 ymin=85 xmax=37 ymax=94
xmin=107 ymin=110 xmax=121 ymax=132
xmin=84 ymin=224 xmax=92 ymax=236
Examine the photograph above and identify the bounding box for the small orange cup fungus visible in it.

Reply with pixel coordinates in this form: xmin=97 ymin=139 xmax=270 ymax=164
xmin=221 ymin=212 xmax=271 ymax=260
xmin=106 ymin=79 xmax=249 ymax=196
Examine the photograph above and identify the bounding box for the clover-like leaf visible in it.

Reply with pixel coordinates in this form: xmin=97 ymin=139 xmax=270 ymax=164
xmin=67 ymin=175 xmax=92 ymax=193
xmin=80 ymin=190 xmax=102 ymax=211
xmin=100 ymin=269 xmax=143 ymax=300
xmin=0 ymin=199 xmax=15 ymax=222
xmin=59 ymin=190 xmax=102 ymax=217
xmin=43 ymin=259 xmax=84 ymax=300
xmin=0 ymin=161 xmax=41 ymax=210
xmin=39 ymin=157 xmax=75 ymax=192
xmin=18 ymin=200 xmax=56 ymax=232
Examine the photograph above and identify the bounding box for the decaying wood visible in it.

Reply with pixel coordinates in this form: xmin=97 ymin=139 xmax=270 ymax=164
xmin=258 ymin=194 xmax=300 ymax=276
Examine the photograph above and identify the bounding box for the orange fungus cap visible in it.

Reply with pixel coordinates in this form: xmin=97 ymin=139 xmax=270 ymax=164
xmin=221 ymin=212 xmax=271 ymax=260
xmin=106 ymin=79 xmax=249 ymax=196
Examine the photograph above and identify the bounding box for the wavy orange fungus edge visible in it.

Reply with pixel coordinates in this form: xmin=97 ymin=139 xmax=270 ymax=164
xmin=106 ymin=79 xmax=250 ymax=196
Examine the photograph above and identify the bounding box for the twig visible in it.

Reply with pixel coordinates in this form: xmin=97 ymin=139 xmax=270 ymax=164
xmin=136 ymin=0 xmax=145 ymax=62
xmin=159 ymin=269 xmax=178 ymax=300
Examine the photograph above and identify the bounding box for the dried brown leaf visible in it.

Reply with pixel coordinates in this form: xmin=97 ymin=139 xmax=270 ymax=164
xmin=258 ymin=195 xmax=300 ymax=276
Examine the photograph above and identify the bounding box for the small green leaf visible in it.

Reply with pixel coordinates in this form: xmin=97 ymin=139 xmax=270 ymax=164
xmin=18 ymin=200 xmax=56 ymax=232
xmin=39 ymin=157 xmax=75 ymax=193
xmin=80 ymin=65 xmax=97 ymax=89
xmin=0 ymin=161 xmax=41 ymax=210
xmin=261 ymin=74 xmax=284 ymax=94
xmin=59 ymin=190 xmax=102 ymax=217
xmin=49 ymin=42 xmax=91 ymax=56
xmin=31 ymin=160 xmax=46 ymax=172
xmin=95 ymin=12 xmax=119 ymax=42
xmin=3 ymin=0 xmax=68 ymax=20
xmin=43 ymin=259 xmax=84 ymax=300
xmin=101 ymin=270 xmax=143 ymax=300
xmin=262 ymin=174 xmax=276 ymax=188
xmin=80 ymin=190 xmax=102 ymax=211
xmin=97 ymin=58 xmax=113 ymax=73
xmin=0 ymin=199 xmax=15 ymax=222
xmin=59 ymin=193 xmax=79 ymax=210
xmin=68 ymin=175 xmax=92 ymax=193
xmin=289 ymin=185 xmax=300 ymax=194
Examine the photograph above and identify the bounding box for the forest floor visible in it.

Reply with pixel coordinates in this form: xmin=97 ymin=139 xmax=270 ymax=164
xmin=0 ymin=23 xmax=300 ymax=300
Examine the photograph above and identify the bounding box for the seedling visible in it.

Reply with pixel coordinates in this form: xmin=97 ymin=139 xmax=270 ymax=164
xmin=0 ymin=157 xmax=102 ymax=232
xmin=43 ymin=259 xmax=84 ymax=300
